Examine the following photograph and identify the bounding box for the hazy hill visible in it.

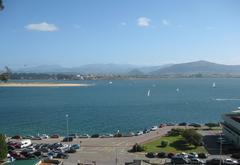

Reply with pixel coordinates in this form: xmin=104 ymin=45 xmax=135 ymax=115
xmin=151 ymin=61 xmax=240 ymax=75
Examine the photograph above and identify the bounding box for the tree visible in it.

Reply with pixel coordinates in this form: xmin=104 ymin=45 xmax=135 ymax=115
xmin=182 ymin=129 xmax=202 ymax=147
xmin=0 ymin=134 xmax=7 ymax=161
xmin=129 ymin=143 xmax=145 ymax=152
xmin=0 ymin=0 xmax=4 ymax=11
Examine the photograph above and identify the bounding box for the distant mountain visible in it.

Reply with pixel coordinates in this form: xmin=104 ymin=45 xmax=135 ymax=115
xmin=16 ymin=64 xmax=137 ymax=74
xmin=17 ymin=65 xmax=68 ymax=73
xmin=127 ymin=69 xmax=144 ymax=76
xmin=16 ymin=61 xmax=240 ymax=75
xmin=151 ymin=61 xmax=240 ymax=75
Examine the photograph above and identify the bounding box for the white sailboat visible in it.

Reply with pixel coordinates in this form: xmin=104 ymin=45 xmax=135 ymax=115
xmin=212 ymin=82 xmax=216 ymax=88
xmin=147 ymin=89 xmax=151 ymax=96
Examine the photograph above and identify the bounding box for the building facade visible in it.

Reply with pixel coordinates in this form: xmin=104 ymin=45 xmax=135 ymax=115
xmin=222 ymin=109 xmax=240 ymax=148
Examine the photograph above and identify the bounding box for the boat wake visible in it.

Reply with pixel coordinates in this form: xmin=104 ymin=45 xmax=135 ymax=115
xmin=214 ymin=98 xmax=240 ymax=101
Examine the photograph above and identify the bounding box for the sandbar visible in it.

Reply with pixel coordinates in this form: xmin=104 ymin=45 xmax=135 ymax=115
xmin=0 ymin=82 xmax=93 ymax=87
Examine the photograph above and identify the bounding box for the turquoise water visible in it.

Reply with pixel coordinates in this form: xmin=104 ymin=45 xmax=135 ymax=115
xmin=1 ymin=78 xmax=240 ymax=136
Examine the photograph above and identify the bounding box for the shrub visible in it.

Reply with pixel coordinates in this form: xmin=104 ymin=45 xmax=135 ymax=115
xmin=0 ymin=134 xmax=7 ymax=160
xmin=167 ymin=128 xmax=184 ymax=136
xmin=205 ymin=123 xmax=220 ymax=128
xmin=129 ymin=143 xmax=145 ymax=152
xmin=160 ymin=140 xmax=168 ymax=147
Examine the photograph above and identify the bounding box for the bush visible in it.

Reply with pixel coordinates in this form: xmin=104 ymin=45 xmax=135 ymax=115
xmin=205 ymin=123 xmax=220 ymax=128
xmin=129 ymin=143 xmax=145 ymax=152
xmin=0 ymin=134 xmax=7 ymax=160
xmin=167 ymin=128 xmax=184 ymax=136
xmin=160 ymin=140 xmax=168 ymax=147
xmin=91 ymin=134 xmax=99 ymax=138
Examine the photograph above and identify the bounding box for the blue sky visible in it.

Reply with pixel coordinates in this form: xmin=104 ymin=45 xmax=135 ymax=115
xmin=0 ymin=0 xmax=240 ymax=68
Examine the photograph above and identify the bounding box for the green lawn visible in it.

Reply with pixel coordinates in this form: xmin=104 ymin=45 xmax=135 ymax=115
xmin=143 ymin=135 xmax=207 ymax=153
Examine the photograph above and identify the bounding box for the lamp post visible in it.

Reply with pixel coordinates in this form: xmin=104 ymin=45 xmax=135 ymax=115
xmin=66 ymin=114 xmax=69 ymax=142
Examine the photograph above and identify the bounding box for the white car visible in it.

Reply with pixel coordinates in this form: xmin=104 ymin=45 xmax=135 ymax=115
xmin=150 ymin=126 xmax=158 ymax=131
xmin=136 ymin=131 xmax=143 ymax=136
xmin=224 ymin=159 xmax=238 ymax=165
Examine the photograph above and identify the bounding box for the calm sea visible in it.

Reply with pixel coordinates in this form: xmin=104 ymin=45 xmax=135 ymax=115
xmin=1 ymin=78 xmax=240 ymax=136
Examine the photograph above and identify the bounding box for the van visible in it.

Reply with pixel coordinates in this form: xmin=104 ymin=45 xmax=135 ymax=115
xmin=20 ymin=139 xmax=32 ymax=148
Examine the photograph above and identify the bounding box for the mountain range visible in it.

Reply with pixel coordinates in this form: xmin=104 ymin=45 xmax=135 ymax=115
xmin=15 ymin=61 xmax=240 ymax=75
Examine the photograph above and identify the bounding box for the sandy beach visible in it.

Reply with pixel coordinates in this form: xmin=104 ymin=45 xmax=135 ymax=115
xmin=0 ymin=82 xmax=93 ymax=87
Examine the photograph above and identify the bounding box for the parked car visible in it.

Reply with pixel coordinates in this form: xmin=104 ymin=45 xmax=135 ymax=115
xmin=40 ymin=134 xmax=49 ymax=139
xmin=62 ymin=137 xmax=73 ymax=142
xmin=159 ymin=124 xmax=166 ymax=128
xmin=166 ymin=123 xmax=175 ymax=126
xmin=171 ymin=156 xmax=190 ymax=164
xmin=224 ymin=158 xmax=238 ymax=165
xmin=50 ymin=134 xmax=60 ymax=138
xmin=150 ymin=126 xmax=158 ymax=131
xmin=189 ymin=123 xmax=201 ymax=127
xmin=65 ymin=148 xmax=76 ymax=153
xmin=143 ymin=128 xmax=150 ymax=134
xmin=11 ymin=135 xmax=21 ymax=139
xmin=190 ymin=158 xmax=205 ymax=164
xmin=68 ymin=133 xmax=78 ymax=138
xmin=54 ymin=152 xmax=69 ymax=159
xmin=78 ymin=134 xmax=90 ymax=138
xmin=178 ymin=122 xmax=188 ymax=126
xmin=167 ymin=152 xmax=175 ymax=158
xmin=206 ymin=158 xmax=223 ymax=165
xmin=136 ymin=131 xmax=143 ymax=136
xmin=188 ymin=152 xmax=198 ymax=158
xmin=145 ymin=152 xmax=156 ymax=158
xmin=157 ymin=152 xmax=167 ymax=158
xmin=198 ymin=153 xmax=208 ymax=159
xmin=70 ymin=144 xmax=80 ymax=150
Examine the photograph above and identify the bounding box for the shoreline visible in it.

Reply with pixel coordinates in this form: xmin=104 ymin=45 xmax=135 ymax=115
xmin=0 ymin=82 xmax=93 ymax=87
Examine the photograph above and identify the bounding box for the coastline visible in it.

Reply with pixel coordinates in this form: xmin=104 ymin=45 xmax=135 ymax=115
xmin=0 ymin=82 xmax=93 ymax=87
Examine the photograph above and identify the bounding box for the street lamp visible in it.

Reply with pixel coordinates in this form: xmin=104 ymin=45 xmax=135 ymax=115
xmin=66 ymin=114 xmax=69 ymax=142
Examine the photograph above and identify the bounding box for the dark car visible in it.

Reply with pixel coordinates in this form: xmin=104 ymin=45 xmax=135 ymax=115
xmin=189 ymin=123 xmax=201 ymax=127
xmin=146 ymin=152 xmax=156 ymax=158
xmin=62 ymin=137 xmax=73 ymax=142
xmin=50 ymin=134 xmax=60 ymax=138
xmin=171 ymin=156 xmax=190 ymax=164
xmin=206 ymin=158 xmax=223 ymax=165
xmin=157 ymin=152 xmax=167 ymax=158
xmin=168 ymin=152 xmax=175 ymax=158
xmin=54 ymin=152 xmax=69 ymax=159
xmin=11 ymin=135 xmax=21 ymax=139
xmin=178 ymin=122 xmax=188 ymax=126
xmin=65 ymin=148 xmax=76 ymax=153
xmin=68 ymin=133 xmax=78 ymax=138
xmin=198 ymin=153 xmax=208 ymax=159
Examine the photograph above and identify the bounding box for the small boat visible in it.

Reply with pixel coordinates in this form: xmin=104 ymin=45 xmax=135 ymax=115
xmin=109 ymin=81 xmax=113 ymax=84
xmin=147 ymin=89 xmax=151 ymax=96
xmin=212 ymin=82 xmax=216 ymax=88
xmin=176 ymin=88 xmax=180 ymax=92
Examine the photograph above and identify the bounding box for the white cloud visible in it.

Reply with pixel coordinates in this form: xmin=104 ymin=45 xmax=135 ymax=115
xmin=25 ymin=22 xmax=58 ymax=32
xmin=162 ymin=19 xmax=170 ymax=26
xmin=121 ymin=22 xmax=127 ymax=26
xmin=137 ymin=17 xmax=151 ymax=27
